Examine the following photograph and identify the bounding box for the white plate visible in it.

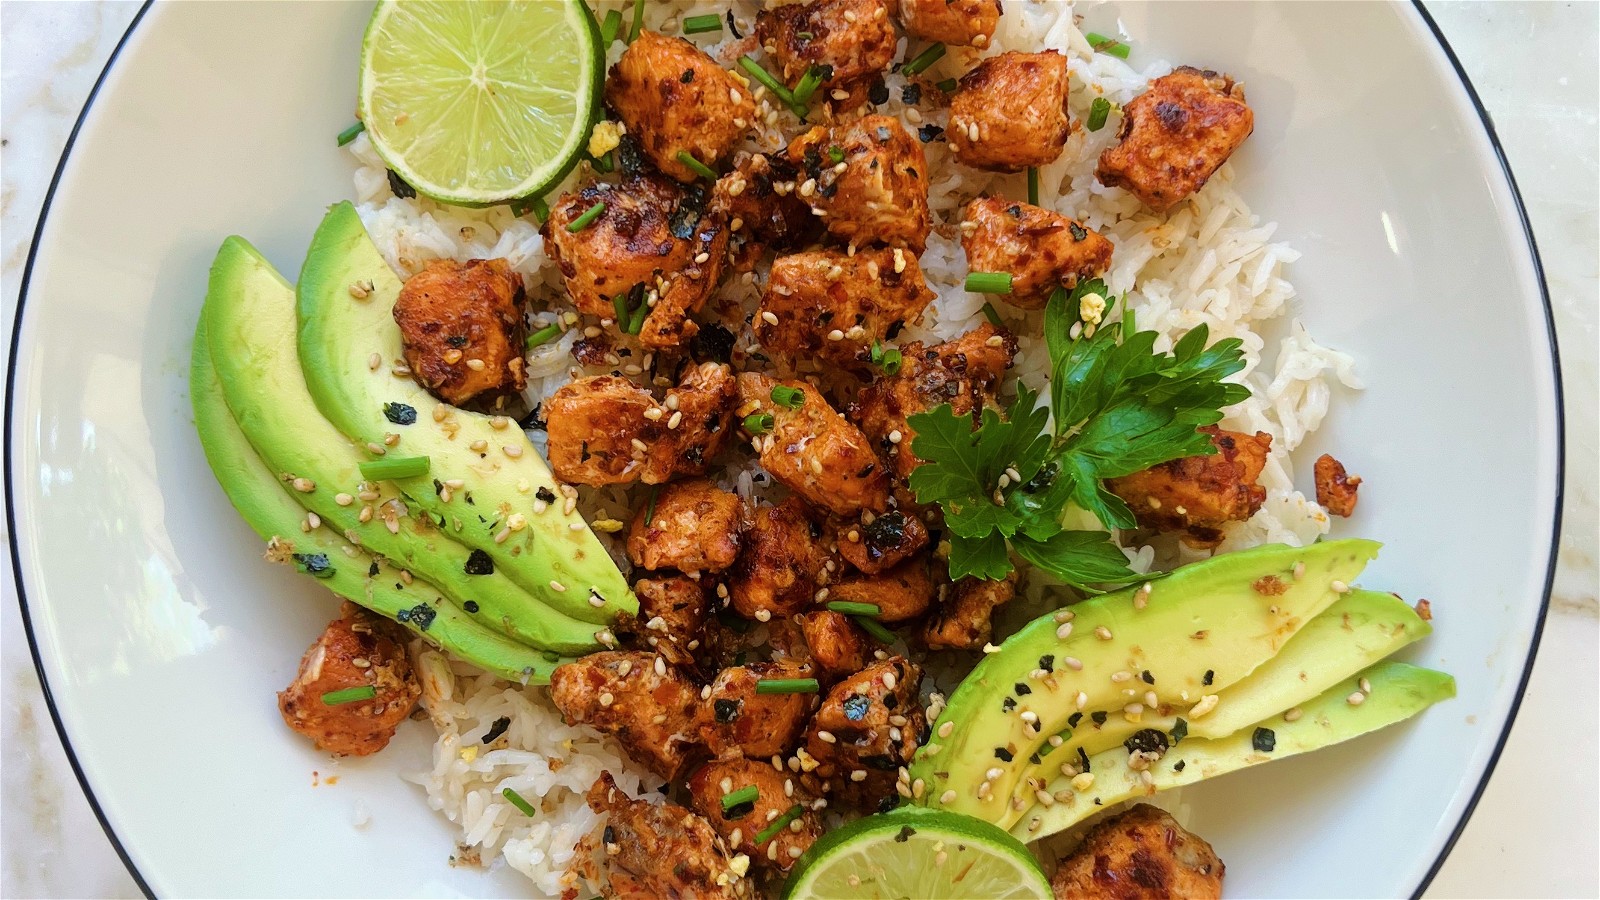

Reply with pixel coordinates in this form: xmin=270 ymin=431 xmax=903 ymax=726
xmin=7 ymin=1 xmax=1562 ymax=897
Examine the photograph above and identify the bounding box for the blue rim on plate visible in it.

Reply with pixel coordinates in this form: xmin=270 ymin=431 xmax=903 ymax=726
xmin=4 ymin=2 xmax=1564 ymax=898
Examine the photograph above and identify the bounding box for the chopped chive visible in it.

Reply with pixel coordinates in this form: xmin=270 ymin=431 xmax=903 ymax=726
xmin=743 ymin=413 xmax=774 ymax=434
xmin=600 ymin=8 xmax=623 ymax=45
xmin=936 ymin=77 xmax=958 ymax=93
xmin=1027 ymin=168 xmax=1039 ymax=206
xmin=502 ymin=787 xmax=537 ymax=816
xmin=1087 ymin=97 xmax=1112 ymax=132
xmin=1085 ymin=32 xmax=1131 ymax=59
xmin=682 ymin=13 xmax=723 ymax=34
xmin=676 ymin=150 xmax=719 ymax=181
xmin=826 ymin=601 xmax=880 ymax=617
xmin=627 ymin=0 xmax=645 ymax=43
xmin=336 ymin=121 xmax=365 ymax=147
xmin=721 ymin=784 xmax=759 ymax=811
xmin=525 ymin=323 xmax=562 ymax=349
xmin=827 ymin=145 xmax=845 ymax=164
xmin=510 ymin=195 xmax=548 ymax=223
xmin=321 ymin=685 xmax=376 ymax=705
xmin=965 ymin=272 xmax=1014 ymax=294
xmin=855 ymin=615 xmax=897 ymax=644
xmin=981 ymin=301 xmax=1005 ymax=328
xmin=769 ymin=385 xmax=805 ymax=408
xmin=644 ymin=485 xmax=658 ymax=525
xmin=870 ymin=341 xmax=903 ymax=376
xmin=590 ymin=151 xmax=615 ymax=173
xmin=739 ymin=56 xmax=807 ymax=118
xmin=1122 ymin=307 xmax=1136 ymax=340
xmin=902 ymin=42 xmax=947 ymax=77
xmin=612 ymin=292 xmax=632 ymax=326
xmin=566 ymin=201 xmax=607 ymax=232
xmin=755 ymin=677 xmax=819 ymax=695
xmin=754 ymin=804 xmax=805 ymax=844
xmin=359 ymin=455 xmax=430 ymax=480
xmin=791 ymin=65 xmax=825 ymax=106
xmin=626 ymin=295 xmax=649 ymax=334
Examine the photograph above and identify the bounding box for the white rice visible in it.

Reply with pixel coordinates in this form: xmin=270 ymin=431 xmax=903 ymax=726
xmin=345 ymin=1 xmax=1360 ymax=891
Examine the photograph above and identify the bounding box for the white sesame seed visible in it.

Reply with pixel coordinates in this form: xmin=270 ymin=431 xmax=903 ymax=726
xmin=291 ymin=477 xmax=316 ymax=493
xmin=849 ymin=770 xmax=867 ymax=782
xmin=1064 ymin=656 xmax=1083 ymax=670
xmin=939 ymin=789 xmax=957 ymax=805
xmin=1347 ymin=691 xmax=1366 ymax=706
xmin=503 ymin=444 xmax=523 ymax=459
xmin=1283 ymin=706 xmax=1304 ymax=722
xmin=335 ymin=492 xmax=354 ymax=506
xmin=1190 ymin=694 xmax=1220 ymax=718
xmin=668 ymin=411 xmax=683 ymax=430
xmin=1111 ymin=671 xmax=1132 ymax=682
xmin=761 ymin=311 xmax=780 ymax=326
xmin=368 ymin=353 xmax=382 ymax=371
xmin=882 ymin=671 xmax=897 ymax=690
xmin=817 ymin=730 xmax=837 ymax=744
xmin=1145 ymin=690 xmax=1159 ymax=708
xmin=888 ymin=429 xmax=903 ymax=443
xmin=1056 ymin=622 xmax=1073 ymax=639
xmin=755 ymin=608 xmax=772 ymax=622
xmin=494 ymin=527 xmax=511 ymax=544
xmin=694 ymin=252 xmax=710 ymax=264
xmin=1331 ymin=579 xmax=1351 ymax=594
xmin=1293 ymin=561 xmax=1306 ymax=578
xmin=1054 ymin=609 xmax=1076 ymax=623
xmin=1094 ymin=625 xmax=1113 ymax=640
xmin=1075 ymin=691 xmax=1089 ymax=710
xmin=598 ymin=692 xmax=614 ymax=707
xmin=1071 ymin=772 xmax=1095 ymax=791
xmin=466 ymin=358 xmax=486 ymax=371
xmin=549 ymin=580 xmax=567 ymax=592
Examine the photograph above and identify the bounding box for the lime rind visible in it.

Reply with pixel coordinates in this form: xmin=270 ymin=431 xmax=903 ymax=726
xmin=358 ymin=0 xmax=603 ymax=207
xmin=782 ymin=807 xmax=1051 ymax=900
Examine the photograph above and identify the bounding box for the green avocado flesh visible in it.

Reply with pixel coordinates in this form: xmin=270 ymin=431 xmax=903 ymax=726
xmin=909 ymin=539 xmax=1381 ymax=821
xmin=1013 ymin=589 xmax=1431 ymax=824
xmin=200 ymin=235 xmax=600 ymax=655
xmin=296 ymin=202 xmax=633 ymax=624
xmin=192 ymin=318 xmax=574 ymax=683
xmin=1010 ymin=660 xmax=1456 ymax=841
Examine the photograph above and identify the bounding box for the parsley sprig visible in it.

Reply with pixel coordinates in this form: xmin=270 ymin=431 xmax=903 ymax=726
xmin=907 ymin=280 xmax=1249 ymax=588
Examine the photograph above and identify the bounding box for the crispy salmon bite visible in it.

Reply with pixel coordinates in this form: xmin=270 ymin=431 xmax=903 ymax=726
xmin=756 ymin=246 xmax=936 ymax=372
xmin=784 ymin=116 xmax=932 ymax=252
xmin=961 ymin=197 xmax=1114 ymax=309
xmin=391 ymin=258 xmax=527 ymax=408
xmin=277 ymin=602 xmax=420 ymax=757
xmin=626 ymin=478 xmax=744 ymax=574
xmin=1050 ymin=804 xmax=1225 ymax=899
xmin=1097 ymin=65 xmax=1255 ymax=211
xmin=949 ymin=50 xmax=1073 ymax=172
xmin=737 ymin=372 xmax=889 ymax=516
xmin=605 ymin=31 xmax=755 ymax=184
xmin=898 ymin=0 xmax=1001 ymax=48
xmin=542 ymin=172 xmax=727 ymax=349
xmin=1105 ymin=425 xmax=1273 ymax=547
xmin=756 ymin=0 xmax=898 ymax=101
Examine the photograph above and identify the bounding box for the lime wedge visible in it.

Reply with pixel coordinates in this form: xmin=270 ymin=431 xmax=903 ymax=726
xmin=358 ymin=0 xmax=603 ymax=206
xmin=782 ymin=807 xmax=1051 ymax=900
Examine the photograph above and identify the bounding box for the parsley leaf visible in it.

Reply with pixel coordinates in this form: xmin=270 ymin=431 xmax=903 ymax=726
xmin=905 ymin=280 xmax=1250 ymax=588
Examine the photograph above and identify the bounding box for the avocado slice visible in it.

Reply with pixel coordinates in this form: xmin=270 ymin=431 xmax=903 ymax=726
xmin=910 ymin=539 xmax=1380 ymax=822
xmin=192 ymin=319 xmax=574 ymax=683
xmin=202 ymin=235 xmax=601 ymax=654
xmin=1009 ymin=660 xmax=1456 ymax=841
xmin=1010 ymin=589 xmax=1431 ymax=823
xmin=296 ymin=202 xmax=633 ymax=624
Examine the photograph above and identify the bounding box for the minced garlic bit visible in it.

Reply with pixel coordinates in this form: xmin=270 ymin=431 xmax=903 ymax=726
xmin=588 ymin=119 xmax=625 ymax=158
xmin=1078 ymin=292 xmax=1106 ymax=325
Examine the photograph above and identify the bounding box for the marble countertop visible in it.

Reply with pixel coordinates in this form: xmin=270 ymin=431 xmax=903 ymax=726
xmin=2 ymin=2 xmax=1594 ymax=897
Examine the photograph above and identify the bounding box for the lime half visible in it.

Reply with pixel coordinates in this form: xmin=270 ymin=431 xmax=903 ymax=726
xmin=782 ymin=807 xmax=1052 ymax=900
xmin=358 ymin=0 xmax=603 ymax=206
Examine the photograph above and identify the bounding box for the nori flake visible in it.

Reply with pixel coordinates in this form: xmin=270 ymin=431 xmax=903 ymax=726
xmin=1067 ymin=221 xmax=1088 ymax=241
xmin=397 ymin=603 xmax=436 ymax=630
xmin=714 ymin=699 xmax=741 ymax=723
xmin=292 ymin=553 xmax=334 ymax=578
xmin=536 ymin=486 xmax=557 ymax=503
xmin=1252 ymin=727 xmax=1276 ymax=753
xmin=481 ymin=716 xmax=511 ymax=744
xmin=387 ymin=169 xmax=417 ymax=199
xmin=383 ymin=402 xmax=417 ymax=425
xmin=1091 ymin=711 xmax=1108 ymax=727
xmin=1076 ymin=746 xmax=1091 ymax=773
xmin=1124 ymin=728 xmax=1169 ymax=756
xmin=1038 ymin=655 xmax=1055 ymax=672
xmin=917 ymin=124 xmax=945 ymax=143
xmin=843 ymin=694 xmax=872 ymax=721
xmin=1169 ymin=717 xmax=1188 ymax=745
xmin=463 ymin=600 xmax=480 ymax=614
xmin=894 ymin=826 xmax=916 ymax=843
xmin=994 ymin=747 xmax=1014 ymax=762
xmin=1014 ymin=683 xmax=1031 ymax=696
xmin=1202 ymin=669 xmax=1215 ymax=686
xmin=690 ymin=322 xmax=736 ymax=363
xmin=1140 ymin=669 xmax=1154 ymax=684
xmin=464 ymin=550 xmax=494 ymax=575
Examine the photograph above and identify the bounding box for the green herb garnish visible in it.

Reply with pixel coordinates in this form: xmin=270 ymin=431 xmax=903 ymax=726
xmin=770 ymin=385 xmax=805 ymax=408
xmin=744 ymin=413 xmax=774 ymax=434
xmin=525 ymin=323 xmax=562 ymax=349
xmin=965 ymin=272 xmax=1013 ymax=294
xmin=981 ymin=302 xmax=1005 ymax=328
xmin=510 ymin=195 xmax=548 ymax=223
xmin=906 ymin=279 xmax=1248 ymax=587
xmin=359 ymin=455 xmax=431 ymax=480
xmin=682 ymin=13 xmax=723 ymax=34
xmin=1087 ymin=97 xmax=1113 ymax=132
xmin=627 ymin=0 xmax=645 ymax=43
xmin=321 ymin=685 xmax=376 ymax=705
xmin=936 ymin=77 xmax=958 ymax=93
xmin=676 ymin=150 xmax=719 ymax=181
xmin=791 ymin=64 xmax=826 ymax=106
xmin=754 ymin=804 xmax=805 ymax=843
xmin=566 ymin=201 xmax=607 ymax=232
xmin=336 ymin=121 xmax=366 ymax=147
xmin=1027 ymin=168 xmax=1040 ymax=206
xmin=599 ymin=8 xmax=623 ymax=45
xmin=644 ymin=485 xmax=658 ymax=526
xmin=755 ymin=678 xmax=819 ymax=695
xmin=902 ymin=42 xmax=947 ymax=76
xmin=1085 ymin=32 xmax=1131 ymax=59
xmin=855 ymin=616 xmax=897 ymax=644
xmin=828 ymin=144 xmax=845 ymax=164
xmin=502 ymin=787 xmax=537 ymax=816
xmin=721 ymin=785 xmax=759 ymax=811
xmin=739 ymin=56 xmax=807 ymax=118
xmin=870 ymin=340 xmax=903 ymax=376
xmin=825 ymin=601 xmax=881 ymax=617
